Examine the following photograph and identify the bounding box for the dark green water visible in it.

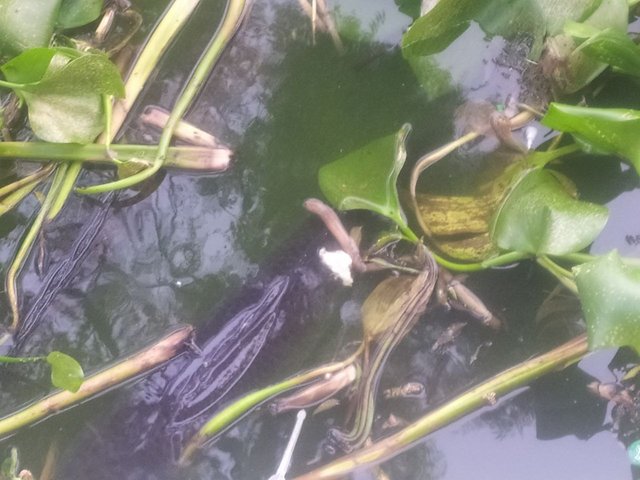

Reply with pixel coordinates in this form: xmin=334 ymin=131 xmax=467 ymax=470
xmin=0 ymin=0 xmax=639 ymax=478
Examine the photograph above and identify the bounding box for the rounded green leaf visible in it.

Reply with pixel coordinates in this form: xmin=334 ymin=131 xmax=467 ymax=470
xmin=57 ymin=0 xmax=104 ymax=29
xmin=574 ymin=251 xmax=640 ymax=353
xmin=0 ymin=0 xmax=61 ymax=57
xmin=575 ymin=28 xmax=640 ymax=78
xmin=46 ymin=351 xmax=84 ymax=392
xmin=542 ymin=103 xmax=640 ymax=175
xmin=491 ymin=169 xmax=608 ymax=255
xmin=1 ymin=49 xmax=125 ymax=142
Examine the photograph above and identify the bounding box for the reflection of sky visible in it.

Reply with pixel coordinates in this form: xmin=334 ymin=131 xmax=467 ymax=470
xmin=336 ymin=0 xmax=412 ymax=44
xmin=591 ymin=188 xmax=640 ymax=257
xmin=433 ymin=419 xmax=630 ymax=480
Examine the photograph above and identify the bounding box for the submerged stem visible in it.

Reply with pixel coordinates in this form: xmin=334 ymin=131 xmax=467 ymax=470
xmin=5 ymin=164 xmax=69 ymax=331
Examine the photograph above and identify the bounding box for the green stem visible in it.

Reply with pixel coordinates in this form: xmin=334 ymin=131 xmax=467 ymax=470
xmin=530 ymin=143 xmax=581 ymax=168
xmin=77 ymin=0 xmax=248 ymax=194
xmin=0 ymin=181 xmax=40 ymax=216
xmin=5 ymin=164 xmax=69 ymax=331
xmin=47 ymin=162 xmax=82 ymax=220
xmin=180 ymin=351 xmax=362 ymax=464
xmin=294 ymin=334 xmax=588 ymax=480
xmin=537 ymin=255 xmax=578 ymax=294
xmin=0 ymin=80 xmax=21 ymax=90
xmin=0 ymin=327 xmax=192 ymax=439
xmin=432 ymin=251 xmax=529 ymax=273
xmin=0 ymin=181 xmax=41 ymax=217
xmin=0 ymin=165 xmax=54 ymax=199
xmin=432 ymin=253 xmax=486 ymax=272
xmin=0 ymin=355 xmax=43 ymax=364
xmin=102 ymin=0 xmax=205 ymax=140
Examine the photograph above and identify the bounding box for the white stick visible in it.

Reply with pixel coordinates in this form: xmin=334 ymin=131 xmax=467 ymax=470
xmin=268 ymin=410 xmax=307 ymax=480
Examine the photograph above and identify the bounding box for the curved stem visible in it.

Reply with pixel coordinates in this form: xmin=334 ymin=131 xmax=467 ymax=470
xmin=77 ymin=0 xmax=249 ymax=194
xmin=431 ymin=250 xmax=529 ymax=273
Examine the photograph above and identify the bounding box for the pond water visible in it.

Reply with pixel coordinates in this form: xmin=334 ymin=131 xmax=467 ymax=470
xmin=0 ymin=0 xmax=639 ymax=479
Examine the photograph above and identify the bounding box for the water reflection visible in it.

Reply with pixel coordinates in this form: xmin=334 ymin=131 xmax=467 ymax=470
xmin=0 ymin=0 xmax=637 ymax=478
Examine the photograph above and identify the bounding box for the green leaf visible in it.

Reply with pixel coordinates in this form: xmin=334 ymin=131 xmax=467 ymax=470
xmin=491 ymin=169 xmax=608 ymax=255
xmin=542 ymin=103 xmax=640 ymax=175
xmin=574 ymin=251 xmax=640 ymax=353
xmin=574 ymin=28 xmax=640 ymax=77
xmin=57 ymin=0 xmax=104 ymax=29
xmin=394 ymin=0 xmax=422 ymax=20
xmin=1 ymin=49 xmax=124 ymax=143
xmin=474 ymin=0 xmax=546 ymax=58
xmin=1 ymin=48 xmax=58 ymax=84
xmin=401 ymin=0 xmax=559 ymax=60
xmin=536 ymin=0 xmax=602 ymax=36
xmin=318 ymin=124 xmax=414 ymax=238
xmin=46 ymin=351 xmax=84 ymax=392
xmin=540 ymin=0 xmax=628 ymax=93
xmin=0 ymin=0 xmax=61 ymax=57
xmin=402 ymin=0 xmax=482 ymax=57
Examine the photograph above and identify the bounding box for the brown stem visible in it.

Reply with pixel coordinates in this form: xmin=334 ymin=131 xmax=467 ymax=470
xmin=304 ymin=198 xmax=367 ymax=272
xmin=0 ymin=326 xmax=193 ymax=439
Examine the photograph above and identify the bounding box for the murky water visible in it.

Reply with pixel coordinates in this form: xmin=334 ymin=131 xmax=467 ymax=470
xmin=0 ymin=0 xmax=639 ymax=478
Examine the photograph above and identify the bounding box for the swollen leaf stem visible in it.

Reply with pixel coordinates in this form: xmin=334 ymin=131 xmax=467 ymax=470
xmin=537 ymin=255 xmax=578 ymax=294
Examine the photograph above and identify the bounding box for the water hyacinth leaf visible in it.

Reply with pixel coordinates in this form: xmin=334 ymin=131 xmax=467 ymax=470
xmin=573 ymin=27 xmax=640 ymax=78
xmin=0 ymin=0 xmax=61 ymax=57
xmin=319 ymin=124 xmax=412 ymax=236
xmin=402 ymin=0 xmax=558 ymax=60
xmin=402 ymin=0 xmax=482 ymax=57
xmin=491 ymin=169 xmax=608 ymax=255
xmin=361 ymin=275 xmax=415 ymax=341
xmin=540 ymin=0 xmax=628 ymax=93
xmin=473 ymin=0 xmax=546 ymax=58
xmin=536 ymin=0 xmax=602 ymax=36
xmin=1 ymin=50 xmax=124 ymax=143
xmin=46 ymin=351 xmax=84 ymax=392
xmin=574 ymin=251 xmax=640 ymax=353
xmin=0 ymin=48 xmax=60 ymax=84
xmin=542 ymin=103 xmax=640 ymax=175
xmin=57 ymin=0 xmax=104 ymax=29
xmin=394 ymin=0 xmax=421 ymax=20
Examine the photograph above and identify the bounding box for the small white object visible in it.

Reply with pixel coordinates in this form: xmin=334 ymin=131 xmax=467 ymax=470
xmin=268 ymin=410 xmax=307 ymax=480
xmin=524 ymin=125 xmax=538 ymax=150
xmin=319 ymin=248 xmax=353 ymax=286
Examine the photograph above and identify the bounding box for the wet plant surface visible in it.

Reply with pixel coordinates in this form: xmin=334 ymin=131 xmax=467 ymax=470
xmin=1 ymin=0 xmax=640 ymax=479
